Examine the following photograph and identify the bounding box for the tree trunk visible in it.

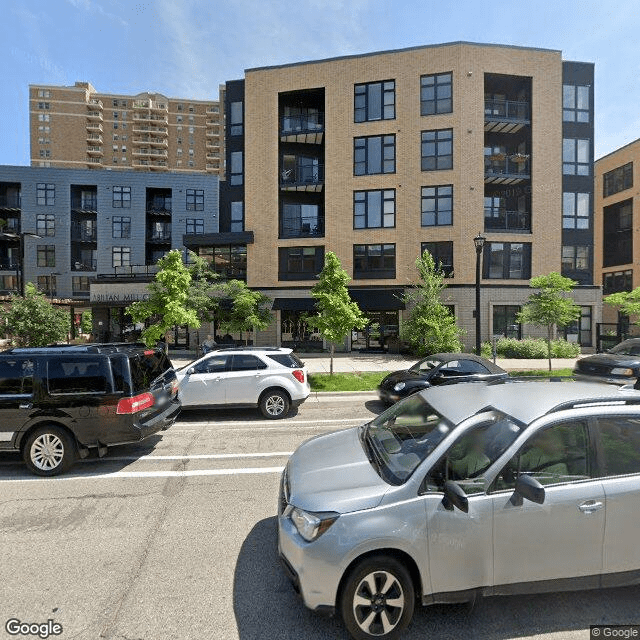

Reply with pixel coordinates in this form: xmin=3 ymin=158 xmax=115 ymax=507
xmin=330 ymin=342 xmax=335 ymax=376
xmin=547 ymin=324 xmax=553 ymax=372
xmin=164 ymin=329 xmax=170 ymax=355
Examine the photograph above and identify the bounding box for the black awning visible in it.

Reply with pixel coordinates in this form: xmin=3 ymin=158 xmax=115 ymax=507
xmin=348 ymin=288 xmax=405 ymax=311
xmin=271 ymin=297 xmax=317 ymax=311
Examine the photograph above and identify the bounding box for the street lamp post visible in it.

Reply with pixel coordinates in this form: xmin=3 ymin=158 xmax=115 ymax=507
xmin=474 ymin=233 xmax=486 ymax=356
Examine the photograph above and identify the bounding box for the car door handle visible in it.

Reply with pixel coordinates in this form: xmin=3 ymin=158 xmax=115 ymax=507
xmin=19 ymin=403 xmax=32 ymax=409
xmin=578 ymin=500 xmax=604 ymax=513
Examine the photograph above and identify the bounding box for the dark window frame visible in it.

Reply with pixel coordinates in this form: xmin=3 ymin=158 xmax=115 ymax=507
xmin=230 ymin=201 xmax=244 ymax=233
xmin=562 ymin=192 xmax=590 ymax=230
xmin=112 ymin=246 xmax=131 ymax=268
xmin=353 ymin=134 xmax=396 ymax=176
xmin=36 ymin=213 xmax=55 ymax=237
xmin=603 ymin=162 xmax=633 ymax=198
xmin=112 ymin=216 xmax=131 ymax=239
xmin=603 ymin=270 xmax=633 ymax=295
xmin=354 ymin=80 xmax=395 ymax=122
xmin=603 ymin=198 xmax=633 ymax=268
xmin=562 ymin=84 xmax=590 ymax=123
xmin=562 ymin=244 xmax=590 ymax=273
xmin=353 ymin=243 xmax=396 ymax=279
xmin=230 ymin=151 xmax=243 ymax=186
xmin=278 ymin=246 xmax=324 ymax=281
xmin=36 ymin=183 xmax=54 ymax=206
xmin=421 ymin=241 xmax=453 ymax=277
xmin=421 ymin=184 xmax=453 ymax=226
xmin=353 ymin=189 xmax=396 ymax=229
xmin=186 ymin=189 xmax=204 ymax=211
xmin=492 ymin=305 xmax=522 ymax=339
xmin=421 ymin=128 xmax=453 ymax=171
xmin=186 ymin=218 xmax=204 ymax=235
xmin=36 ymin=244 xmax=55 ymax=268
xmin=420 ymin=72 xmax=453 ymax=116
xmin=112 ymin=185 xmax=131 ymax=208
xmin=483 ymin=242 xmax=532 ymax=280
xmin=562 ymin=138 xmax=590 ymax=176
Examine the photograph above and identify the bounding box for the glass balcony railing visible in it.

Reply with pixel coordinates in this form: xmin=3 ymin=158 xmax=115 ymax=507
xmin=279 ymin=215 xmax=325 ymax=239
xmin=280 ymin=163 xmax=324 ymax=188
xmin=484 ymin=209 xmax=531 ymax=232
xmin=280 ymin=112 xmax=324 ymax=135
xmin=71 ymin=197 xmax=98 ymax=211
xmin=71 ymin=225 xmax=97 ymax=242
xmin=0 ymin=195 xmax=21 ymax=209
xmin=485 ymin=99 xmax=530 ymax=121
xmin=484 ymin=156 xmax=530 ymax=177
xmin=146 ymin=198 xmax=172 ymax=213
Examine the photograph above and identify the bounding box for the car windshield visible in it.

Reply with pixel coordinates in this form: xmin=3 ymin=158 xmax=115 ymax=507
xmin=365 ymin=394 xmax=453 ymax=484
xmin=608 ymin=341 xmax=640 ymax=356
xmin=408 ymin=357 xmax=443 ymax=374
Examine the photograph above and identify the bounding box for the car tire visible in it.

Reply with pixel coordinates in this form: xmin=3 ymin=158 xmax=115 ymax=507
xmin=23 ymin=425 xmax=77 ymax=477
xmin=340 ymin=556 xmax=415 ymax=640
xmin=259 ymin=389 xmax=290 ymax=419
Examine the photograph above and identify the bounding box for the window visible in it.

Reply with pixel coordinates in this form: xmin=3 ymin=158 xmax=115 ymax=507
xmin=72 ymin=276 xmax=90 ymax=294
xmin=421 ymin=241 xmax=453 ymax=276
xmin=37 ymin=102 xmax=50 ymax=110
xmin=493 ymin=305 xmax=521 ymax=339
xmin=420 ymin=72 xmax=452 ymax=115
xmin=563 ymin=85 xmax=590 ymax=122
xmin=38 ymin=114 xmax=50 ymax=122
xmin=37 ymin=89 xmax=50 ymax=98
xmin=563 ymin=192 xmax=590 ymax=229
xmin=199 ymin=245 xmax=247 ymax=281
xmin=353 ymin=244 xmax=396 ymax=279
xmin=0 ymin=358 xmax=34 ymax=395
xmin=36 ymin=214 xmax=55 ymax=237
xmin=47 ymin=358 xmax=109 ymax=395
xmin=230 ymin=151 xmax=243 ymax=185
xmin=186 ymin=189 xmax=204 ymax=211
xmin=230 ymin=201 xmax=244 ymax=232
xmin=0 ymin=275 xmax=17 ymax=291
xmin=603 ymin=162 xmax=633 ymax=198
xmin=112 ymin=216 xmax=131 ymax=238
xmin=186 ymin=218 xmax=204 ymax=234
xmin=562 ymin=245 xmax=590 ymax=272
xmin=353 ymin=190 xmax=395 ymax=229
xmin=354 ymin=80 xmax=395 ymax=122
xmin=230 ymin=101 xmax=243 ymax=135
xmin=193 ymin=355 xmax=228 ymax=374
xmin=354 ymin=135 xmax=395 ymax=175
xmin=421 ymin=185 xmax=452 ymax=226
xmin=484 ymin=242 xmax=531 ymax=280
xmin=564 ymin=305 xmax=592 ymax=346
xmin=603 ymin=270 xmax=633 ymax=295
xmin=37 ymin=245 xmax=55 ymax=268
xmin=603 ymin=199 xmax=633 ymax=267
xmin=37 ymin=275 xmax=56 ymax=297
xmin=596 ymin=417 xmax=640 ymax=477
xmin=562 ymin=138 xmax=590 ymax=175
xmin=421 ymin=129 xmax=453 ymax=171
xmin=39 ymin=150 xmax=51 ymax=158
xmin=280 ymin=203 xmax=322 ymax=238
xmin=495 ymin=421 xmax=590 ymax=489
xmin=36 ymin=183 xmax=54 ymax=206
xmin=112 ymin=186 xmax=131 ymax=208
xmin=278 ymin=246 xmax=324 ymax=281
xmin=112 ymin=246 xmax=131 ymax=268
xmin=231 ymin=354 xmax=268 ymax=372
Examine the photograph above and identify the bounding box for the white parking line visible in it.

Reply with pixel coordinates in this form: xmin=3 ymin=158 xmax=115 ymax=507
xmin=175 ymin=417 xmax=367 ymax=427
xmin=103 ymin=452 xmax=293 ymax=462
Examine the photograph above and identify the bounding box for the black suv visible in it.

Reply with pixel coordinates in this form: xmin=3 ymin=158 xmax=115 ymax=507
xmin=0 ymin=343 xmax=181 ymax=476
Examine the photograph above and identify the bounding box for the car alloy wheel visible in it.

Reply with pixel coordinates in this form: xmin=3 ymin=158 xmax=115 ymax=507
xmin=352 ymin=571 xmax=404 ymax=637
xmin=260 ymin=389 xmax=290 ymax=419
xmin=265 ymin=394 xmax=286 ymax=416
xmin=31 ymin=433 xmax=65 ymax=471
xmin=23 ymin=426 xmax=76 ymax=476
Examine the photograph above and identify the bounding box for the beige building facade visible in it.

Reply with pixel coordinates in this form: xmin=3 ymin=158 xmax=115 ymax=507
xmin=29 ymin=82 xmax=224 ymax=176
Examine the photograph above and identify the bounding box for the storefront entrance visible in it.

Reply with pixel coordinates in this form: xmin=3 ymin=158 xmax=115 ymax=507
xmin=351 ymin=311 xmax=399 ymax=352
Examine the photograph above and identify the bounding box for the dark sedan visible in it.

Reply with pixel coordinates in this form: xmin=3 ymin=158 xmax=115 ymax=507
xmin=377 ymin=352 xmax=508 ymax=404
xmin=574 ymin=338 xmax=640 ymax=385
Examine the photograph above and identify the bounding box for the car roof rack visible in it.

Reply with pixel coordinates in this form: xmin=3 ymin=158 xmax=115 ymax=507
xmin=211 ymin=346 xmax=284 ymax=352
xmin=545 ymin=395 xmax=640 ymax=415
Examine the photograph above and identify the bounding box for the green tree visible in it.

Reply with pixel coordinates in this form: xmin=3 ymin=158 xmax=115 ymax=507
xmin=80 ymin=310 xmax=93 ymax=334
xmin=186 ymin=251 xmax=224 ymax=324
xmin=1 ymin=283 xmax=69 ymax=347
xmin=219 ymin=279 xmax=272 ymax=345
xmin=605 ymin=287 xmax=640 ymax=322
xmin=126 ymin=250 xmax=200 ymax=350
xmin=307 ymin=252 xmax=367 ymax=375
xmin=401 ymin=250 xmax=463 ymax=356
xmin=517 ymin=272 xmax=581 ymax=371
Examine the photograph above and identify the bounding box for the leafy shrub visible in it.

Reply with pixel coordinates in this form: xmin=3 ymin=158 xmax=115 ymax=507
xmin=481 ymin=337 xmax=580 ymax=359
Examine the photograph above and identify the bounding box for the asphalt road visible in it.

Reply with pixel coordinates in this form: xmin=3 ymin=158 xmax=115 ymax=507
xmin=0 ymin=395 xmax=638 ymax=640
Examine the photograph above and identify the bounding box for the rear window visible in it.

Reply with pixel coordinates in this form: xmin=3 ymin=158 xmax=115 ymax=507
xmin=0 ymin=358 xmax=34 ymax=395
xmin=129 ymin=350 xmax=173 ymax=393
xmin=266 ymin=353 xmax=304 ymax=368
xmin=47 ymin=358 xmax=110 ymax=395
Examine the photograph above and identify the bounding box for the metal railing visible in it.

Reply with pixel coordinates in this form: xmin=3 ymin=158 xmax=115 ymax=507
xmin=146 ymin=199 xmax=172 ymax=213
xmin=484 ymin=99 xmax=530 ymax=121
xmin=484 ymin=209 xmax=531 ymax=232
xmin=71 ymin=224 xmax=97 ymax=242
xmin=280 ymin=112 xmax=324 ymax=135
xmin=484 ymin=157 xmax=530 ymax=176
xmin=146 ymin=228 xmax=172 ymax=242
xmin=0 ymin=195 xmax=22 ymax=208
xmin=71 ymin=259 xmax=97 ymax=272
xmin=97 ymin=264 xmax=160 ymax=279
xmin=71 ymin=197 xmax=98 ymax=211
xmin=280 ymin=215 xmax=325 ymax=239
xmin=280 ymin=163 xmax=324 ymax=187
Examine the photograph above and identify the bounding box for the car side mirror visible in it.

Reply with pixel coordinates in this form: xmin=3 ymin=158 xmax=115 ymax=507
xmin=510 ymin=474 xmax=545 ymax=506
xmin=442 ymin=480 xmax=469 ymax=513
xmin=186 ymin=367 xmax=195 ymax=375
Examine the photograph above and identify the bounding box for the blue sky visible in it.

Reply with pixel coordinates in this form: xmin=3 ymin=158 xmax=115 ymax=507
xmin=1 ymin=0 xmax=639 ymax=165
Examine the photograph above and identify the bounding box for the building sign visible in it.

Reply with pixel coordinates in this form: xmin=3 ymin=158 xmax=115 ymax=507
xmin=89 ymin=282 xmax=151 ymax=304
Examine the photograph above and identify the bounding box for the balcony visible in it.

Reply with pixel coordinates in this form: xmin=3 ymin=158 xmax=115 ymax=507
xmin=149 ymin=161 xmax=169 ymax=170
xmin=71 ymin=197 xmax=98 ymax=212
xmin=206 ymin=129 xmax=220 ymax=138
xmin=86 ymin=109 xmax=103 ymax=122
xmin=146 ymin=198 xmax=171 ymax=215
xmin=86 ymin=158 xmax=102 ymax=167
xmin=133 ymin=113 xmax=168 ymax=124
xmin=1 ymin=218 xmax=21 ymax=233
xmin=279 ymin=214 xmax=325 ymax=239
xmin=280 ymin=163 xmax=324 ymax=193
xmin=484 ymin=99 xmax=530 ymax=133
xmin=72 ymin=259 xmax=97 ymax=272
xmin=86 ymin=121 xmax=103 ymax=132
xmin=280 ymin=112 xmax=324 ymax=144
xmin=97 ymin=264 xmax=160 ymax=280
xmin=206 ymin=164 xmax=220 ymax=172
xmin=484 ymin=155 xmax=530 ymax=185
xmin=86 ymin=133 xmax=103 ymax=143
xmin=0 ymin=194 xmax=21 ymax=210
xmin=89 ymin=99 xmax=103 ymax=108
xmin=87 ymin=146 xmax=103 ymax=156
xmin=132 ymin=124 xmax=168 ymax=135
xmin=146 ymin=226 xmax=171 ymax=243
xmin=484 ymin=209 xmax=531 ymax=233
xmin=71 ymin=224 xmax=97 ymax=242
xmin=132 ymin=148 xmax=168 ymax=158
xmin=206 ymin=141 xmax=220 ymax=150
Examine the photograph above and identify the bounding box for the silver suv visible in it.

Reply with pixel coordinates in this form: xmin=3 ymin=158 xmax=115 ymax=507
xmin=278 ymin=380 xmax=640 ymax=639
xmin=176 ymin=347 xmax=309 ymax=418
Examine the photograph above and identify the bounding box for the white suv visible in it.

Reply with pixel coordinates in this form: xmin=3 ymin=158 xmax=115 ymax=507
xmin=175 ymin=347 xmax=310 ymax=418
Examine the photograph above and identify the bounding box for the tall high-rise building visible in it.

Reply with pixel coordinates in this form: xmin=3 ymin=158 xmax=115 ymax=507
xmin=29 ymin=82 xmax=224 ymax=176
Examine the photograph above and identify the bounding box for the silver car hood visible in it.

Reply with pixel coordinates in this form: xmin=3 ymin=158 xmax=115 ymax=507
xmin=287 ymin=427 xmax=390 ymax=514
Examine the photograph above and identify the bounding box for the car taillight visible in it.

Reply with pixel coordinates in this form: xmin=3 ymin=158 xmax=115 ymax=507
xmin=117 ymin=392 xmax=155 ymax=414
xmin=292 ymin=369 xmax=305 ymax=383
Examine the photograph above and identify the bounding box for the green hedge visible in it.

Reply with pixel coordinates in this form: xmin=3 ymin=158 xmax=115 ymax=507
xmin=481 ymin=337 xmax=581 ymax=359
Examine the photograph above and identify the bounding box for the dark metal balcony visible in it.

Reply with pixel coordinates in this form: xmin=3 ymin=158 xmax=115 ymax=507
xmin=71 ymin=224 xmax=97 ymax=242
xmin=72 ymin=259 xmax=97 ymax=272
xmin=484 ymin=209 xmax=531 ymax=233
xmin=484 ymin=99 xmax=530 ymax=133
xmin=146 ymin=227 xmax=172 ymax=243
xmin=484 ymin=156 xmax=530 ymax=185
xmin=279 ymin=215 xmax=325 ymax=239
xmin=0 ymin=194 xmax=21 ymax=210
xmin=96 ymin=264 xmax=160 ymax=280
xmin=146 ymin=198 xmax=172 ymax=215
xmin=280 ymin=163 xmax=324 ymax=193
xmin=280 ymin=112 xmax=324 ymax=144
xmin=71 ymin=197 xmax=98 ymax=212
xmin=1 ymin=219 xmax=21 ymax=234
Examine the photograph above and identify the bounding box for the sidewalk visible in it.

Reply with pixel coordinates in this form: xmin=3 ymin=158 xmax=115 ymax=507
xmin=169 ymin=351 xmax=579 ymax=374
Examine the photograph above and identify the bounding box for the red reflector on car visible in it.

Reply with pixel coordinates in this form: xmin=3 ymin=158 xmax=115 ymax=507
xmin=144 ymin=350 xmax=155 ymax=356
xmin=292 ymin=369 xmax=305 ymax=383
xmin=117 ymin=392 xmax=155 ymax=414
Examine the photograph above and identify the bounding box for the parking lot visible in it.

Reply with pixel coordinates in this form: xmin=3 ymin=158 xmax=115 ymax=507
xmin=1 ymin=395 xmax=638 ymax=640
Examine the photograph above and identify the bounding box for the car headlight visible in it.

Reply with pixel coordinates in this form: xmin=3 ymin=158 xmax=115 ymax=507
xmin=290 ymin=507 xmax=339 ymax=542
xmin=393 ymin=381 xmax=406 ymax=392
xmin=611 ymin=367 xmax=634 ymax=376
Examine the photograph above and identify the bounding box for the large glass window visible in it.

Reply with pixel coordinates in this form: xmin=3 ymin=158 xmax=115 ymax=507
xmin=353 ymin=243 xmax=396 ymax=279
xmin=603 ymin=162 xmax=633 ymax=198
xmin=421 ymin=241 xmax=453 ymax=277
xmin=230 ymin=201 xmax=244 ymax=232
xmin=563 ymin=85 xmax=590 ymax=123
xmin=112 ymin=216 xmax=131 ymax=238
xmin=484 ymin=242 xmax=531 ymax=280
xmin=354 ymin=80 xmax=395 ymax=122
xmin=112 ymin=186 xmax=131 ymax=208
xmin=229 ymin=101 xmax=243 ymax=136
xmin=36 ymin=245 xmax=55 ymax=267
xmin=562 ymin=245 xmax=590 ymax=272
xmin=493 ymin=305 xmax=521 ymax=339
xmin=36 ymin=214 xmax=55 ymax=237
xmin=353 ymin=189 xmax=395 ymax=229
xmin=421 ymin=129 xmax=453 ymax=171
xmin=186 ymin=189 xmax=204 ymax=211
xmin=72 ymin=276 xmax=90 ymax=295
xmin=421 ymin=185 xmax=452 ymax=226
xmin=36 ymin=183 xmax=54 ymax=206
xmin=603 ymin=270 xmax=633 ymax=295
xmin=278 ymin=246 xmax=324 ymax=281
xmin=562 ymin=192 xmax=590 ymax=229
xmin=112 ymin=246 xmax=131 ymax=268
xmin=420 ymin=72 xmax=452 ymax=115
xmin=186 ymin=218 xmax=204 ymax=234
xmin=603 ymin=199 xmax=633 ymax=267
xmin=230 ymin=151 xmax=243 ymax=185
xmin=280 ymin=203 xmax=322 ymax=238
xmin=596 ymin=417 xmax=640 ymax=477
xmin=354 ymin=135 xmax=395 ymax=175
xmin=563 ymin=138 xmax=590 ymax=175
